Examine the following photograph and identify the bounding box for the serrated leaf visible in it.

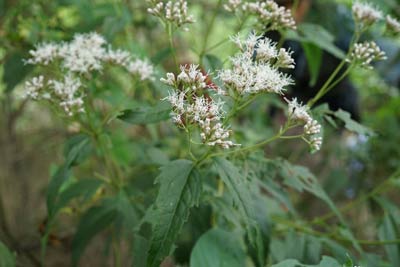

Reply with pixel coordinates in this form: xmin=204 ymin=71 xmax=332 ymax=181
xmin=333 ymin=109 xmax=373 ymax=136
xmin=72 ymin=200 xmax=118 ymax=266
xmin=214 ymin=158 xmax=265 ymax=267
xmin=147 ymin=160 xmax=201 ymax=267
xmin=0 ymin=242 xmax=16 ymax=267
xmin=190 ymin=228 xmax=247 ymax=267
xmin=118 ymin=102 xmax=171 ymax=125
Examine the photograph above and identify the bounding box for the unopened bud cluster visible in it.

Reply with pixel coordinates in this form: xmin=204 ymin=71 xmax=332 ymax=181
xmin=224 ymin=0 xmax=296 ymax=31
xmin=348 ymin=41 xmax=387 ymax=69
xmin=147 ymin=0 xmax=194 ymax=30
xmin=24 ymin=32 xmax=154 ymax=116
xmin=161 ymin=64 xmax=237 ymax=149
xmin=219 ymin=33 xmax=293 ymax=95
xmin=286 ymin=98 xmax=323 ymax=151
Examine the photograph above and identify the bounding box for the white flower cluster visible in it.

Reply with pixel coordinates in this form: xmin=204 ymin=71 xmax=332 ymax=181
xmin=24 ymin=32 xmax=154 ymax=116
xmin=348 ymin=41 xmax=387 ymax=69
xmin=352 ymin=1 xmax=382 ymax=30
xmin=26 ymin=32 xmax=154 ymax=79
xmin=224 ymin=0 xmax=296 ymax=31
xmin=147 ymin=0 xmax=195 ymax=30
xmin=219 ymin=33 xmax=293 ymax=95
xmin=24 ymin=74 xmax=85 ymax=116
xmin=386 ymin=15 xmax=400 ymax=35
xmin=161 ymin=64 xmax=237 ymax=149
xmin=286 ymin=98 xmax=323 ymax=151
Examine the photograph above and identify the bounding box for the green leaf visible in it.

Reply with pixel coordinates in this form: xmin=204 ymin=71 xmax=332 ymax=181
xmin=118 ymin=102 xmax=171 ymax=125
xmin=190 ymin=228 xmax=248 ymax=267
xmin=301 ymin=43 xmax=322 ymax=87
xmin=132 ymin=234 xmax=150 ymax=267
xmin=272 ymin=256 xmax=341 ymax=267
xmin=0 ymin=242 xmax=16 ymax=267
xmin=287 ymin=23 xmax=345 ymax=59
xmin=72 ymin=200 xmax=118 ymax=266
xmin=63 ymin=134 xmax=92 ymax=167
xmin=47 ymin=134 xmax=92 ymax=214
xmin=151 ymin=47 xmax=172 ymax=65
xmin=202 ymin=54 xmax=223 ymax=74
xmin=214 ymin=158 xmax=265 ymax=267
xmin=3 ymin=51 xmax=32 ymax=92
xmin=378 ymin=213 xmax=400 ymax=267
xmin=47 ymin=165 xmax=72 ymax=216
xmin=147 ymin=160 xmax=201 ymax=267
xmin=276 ymin=159 xmax=362 ymax=252
xmin=333 ymin=109 xmax=373 ymax=136
xmin=51 ymin=178 xmax=103 ymax=218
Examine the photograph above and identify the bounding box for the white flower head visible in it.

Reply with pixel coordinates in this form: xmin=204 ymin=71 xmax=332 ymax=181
xmin=352 ymin=1 xmax=382 ymax=29
xmin=161 ymin=64 xmax=238 ymax=148
xmin=24 ymin=76 xmax=45 ymax=99
xmin=48 ymin=74 xmax=84 ymax=116
xmin=386 ymin=15 xmax=400 ymax=35
xmin=26 ymin=43 xmax=59 ymax=65
xmin=224 ymin=0 xmax=242 ymax=12
xmin=220 ymin=33 xmax=293 ymax=95
xmin=285 ymin=97 xmax=323 ymax=151
xmin=126 ymin=59 xmax=155 ymax=80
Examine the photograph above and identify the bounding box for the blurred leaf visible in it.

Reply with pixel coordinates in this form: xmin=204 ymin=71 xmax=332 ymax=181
xmin=47 ymin=164 xmax=72 ymax=216
xmin=287 ymin=23 xmax=345 ymax=59
xmin=378 ymin=213 xmax=400 ymax=267
xmin=63 ymin=134 xmax=92 ymax=167
xmin=334 ymin=109 xmax=373 ymax=136
xmin=47 ymin=135 xmax=92 ymax=214
xmin=190 ymin=228 xmax=247 ymax=267
xmin=301 ymin=43 xmax=322 ymax=87
xmin=118 ymin=102 xmax=171 ymax=125
xmin=214 ymin=158 xmax=265 ymax=267
xmin=147 ymin=160 xmax=201 ymax=267
xmin=276 ymin=159 xmax=360 ymax=252
xmin=51 ymin=178 xmax=103 ymax=217
xmin=3 ymin=51 xmax=32 ymax=92
xmin=202 ymin=54 xmax=223 ymax=73
xmin=272 ymin=256 xmax=341 ymax=267
xmin=72 ymin=200 xmax=119 ymax=266
xmin=0 ymin=242 xmax=16 ymax=267
xmin=151 ymin=47 xmax=172 ymax=65
xmin=132 ymin=234 xmax=150 ymax=267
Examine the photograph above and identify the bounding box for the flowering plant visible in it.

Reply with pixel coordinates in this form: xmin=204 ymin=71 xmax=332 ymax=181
xmin=1 ymin=0 xmax=400 ymax=267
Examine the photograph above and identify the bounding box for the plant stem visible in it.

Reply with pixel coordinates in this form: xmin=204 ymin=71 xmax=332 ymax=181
xmin=167 ymin=23 xmax=179 ymax=71
xmin=308 ymin=31 xmax=360 ymax=108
